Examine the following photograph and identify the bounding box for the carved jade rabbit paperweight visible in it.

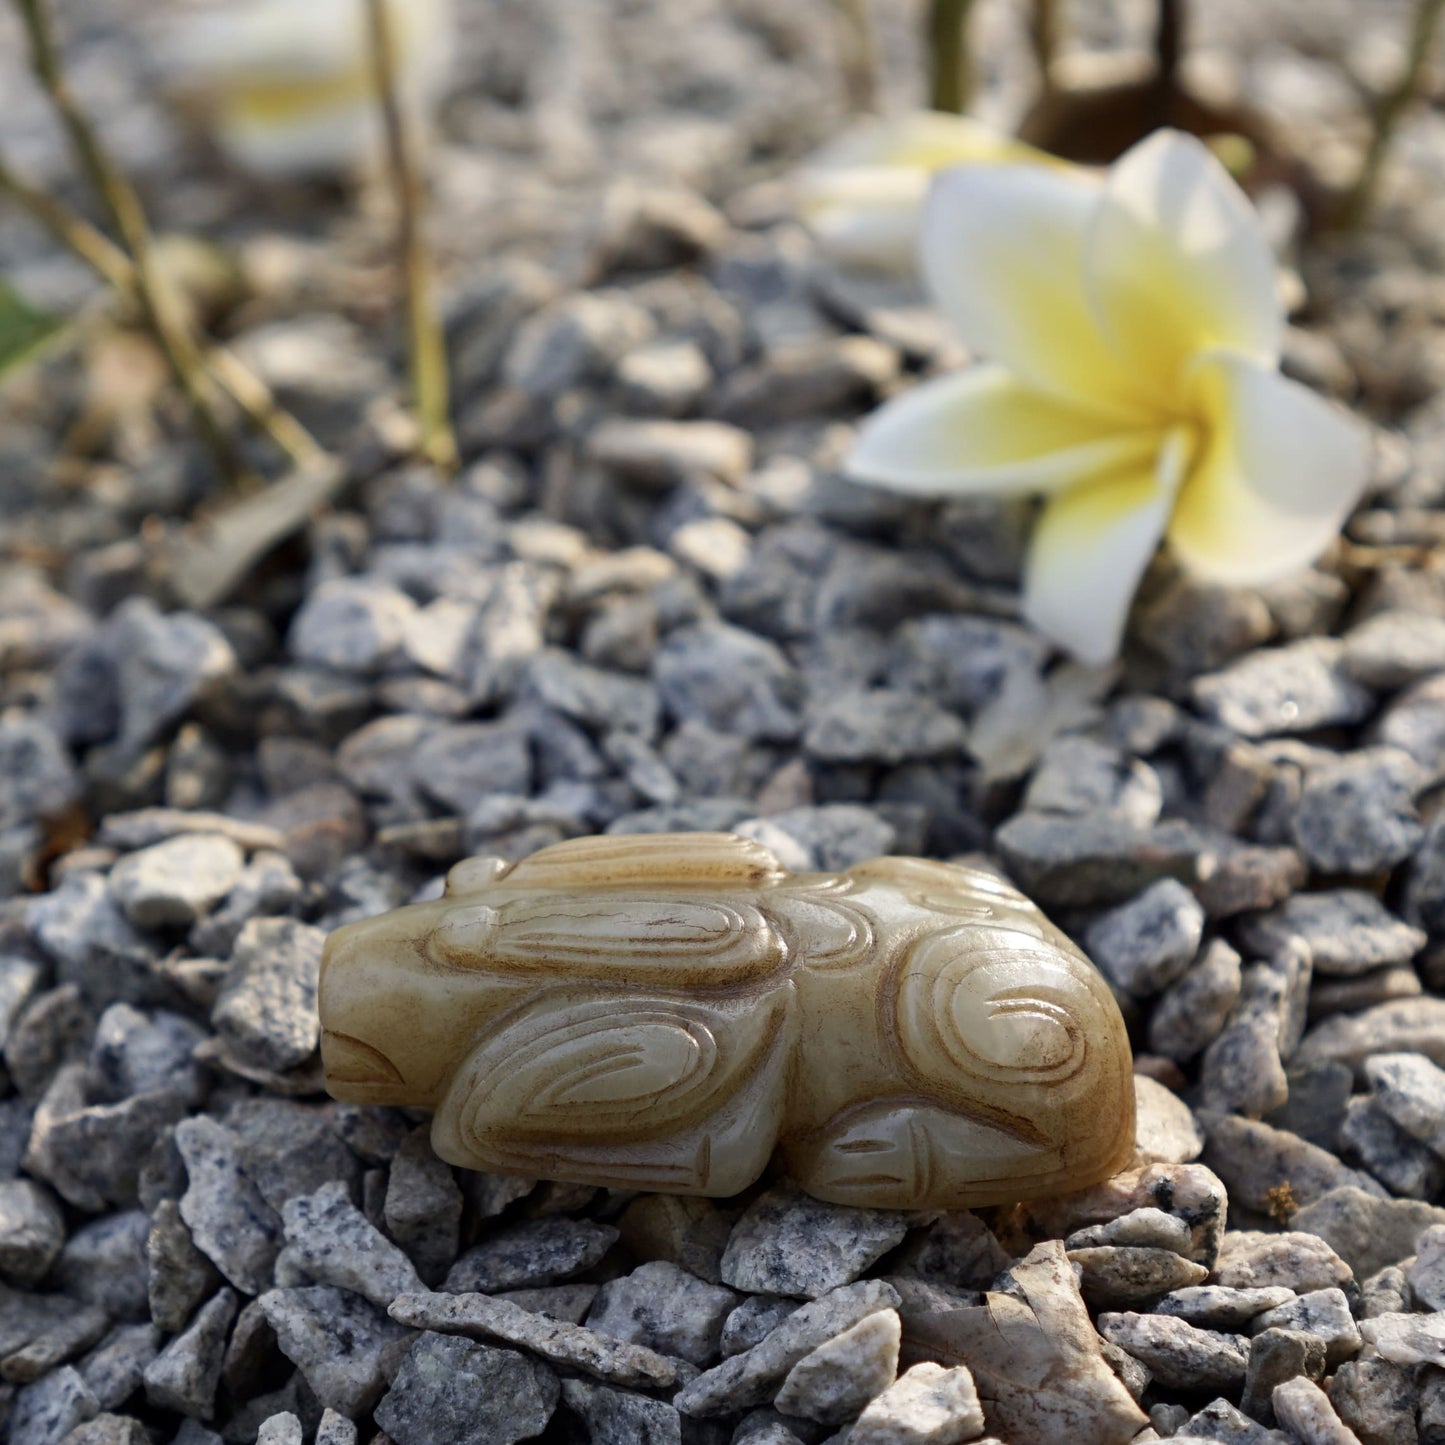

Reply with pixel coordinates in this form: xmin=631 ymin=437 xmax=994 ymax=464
xmin=319 ymin=832 xmax=1135 ymax=1208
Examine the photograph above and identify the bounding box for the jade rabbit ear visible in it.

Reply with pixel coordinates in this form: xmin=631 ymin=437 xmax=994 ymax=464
xmin=502 ymin=831 xmax=786 ymax=890
xmin=444 ymin=856 xmax=512 ymax=895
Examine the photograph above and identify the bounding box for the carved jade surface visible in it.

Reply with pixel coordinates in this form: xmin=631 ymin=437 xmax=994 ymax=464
xmin=319 ymin=832 xmax=1136 ymax=1208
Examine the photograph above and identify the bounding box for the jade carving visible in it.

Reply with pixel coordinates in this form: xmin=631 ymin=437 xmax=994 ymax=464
xmin=319 ymin=833 xmax=1136 ymax=1207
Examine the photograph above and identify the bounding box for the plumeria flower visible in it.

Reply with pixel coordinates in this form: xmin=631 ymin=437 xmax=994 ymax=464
xmin=793 ymin=111 xmax=1057 ymax=273
xmin=163 ymin=0 xmax=452 ymax=178
xmin=846 ymin=129 xmax=1371 ymax=666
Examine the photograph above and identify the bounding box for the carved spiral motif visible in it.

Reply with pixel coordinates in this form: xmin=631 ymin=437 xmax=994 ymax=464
xmin=896 ymin=925 xmax=1099 ymax=1091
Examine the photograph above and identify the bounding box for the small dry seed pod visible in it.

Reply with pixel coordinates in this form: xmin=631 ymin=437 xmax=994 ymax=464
xmin=319 ymin=832 xmax=1135 ymax=1208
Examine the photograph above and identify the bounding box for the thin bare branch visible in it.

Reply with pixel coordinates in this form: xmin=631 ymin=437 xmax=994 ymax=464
xmin=364 ymin=0 xmax=458 ymax=474
xmin=927 ymin=0 xmax=977 ymax=114
xmin=0 ymin=153 xmax=328 ymax=470
xmin=1029 ymin=0 xmax=1064 ymax=90
xmin=1345 ymin=0 xmax=1445 ymax=226
xmin=12 ymin=0 xmax=237 ymax=479
xmin=832 ymin=0 xmax=879 ymax=114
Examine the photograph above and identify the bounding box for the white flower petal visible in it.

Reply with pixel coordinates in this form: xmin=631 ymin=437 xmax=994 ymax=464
xmin=795 ymin=114 xmax=1058 ymax=274
xmin=847 ymin=364 xmax=1163 ymax=498
xmin=1022 ymin=436 xmax=1186 ymax=666
xmin=1085 ymin=130 xmax=1282 ymax=390
xmin=920 ymin=164 xmax=1154 ymax=417
xmin=1167 ymin=353 xmax=1371 ymax=586
xmin=797 ymin=168 xmax=931 ymax=273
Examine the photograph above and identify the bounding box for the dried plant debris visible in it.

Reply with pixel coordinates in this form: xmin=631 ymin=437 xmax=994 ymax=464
xmin=5 ymin=0 xmax=1445 ymax=1441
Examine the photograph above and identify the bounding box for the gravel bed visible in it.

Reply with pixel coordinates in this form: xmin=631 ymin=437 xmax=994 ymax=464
xmin=7 ymin=0 xmax=1445 ymax=1442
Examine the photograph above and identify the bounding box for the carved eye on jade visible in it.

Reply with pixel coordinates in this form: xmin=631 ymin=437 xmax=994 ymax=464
xmin=318 ymin=833 xmax=1136 ymax=1209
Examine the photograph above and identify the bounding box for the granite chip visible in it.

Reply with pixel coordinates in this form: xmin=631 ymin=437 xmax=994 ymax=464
xmin=1271 ymin=1375 xmax=1364 ymax=1445
xmin=390 ymin=1290 xmax=681 ymax=1388
xmin=1211 ymin=1231 xmax=1353 ymax=1292
xmin=847 ymin=1360 xmax=986 ymax=1445
xmin=1362 ymin=1051 xmax=1445 ymax=1153
xmin=586 ymin=1260 xmax=736 ymax=1367
xmin=254 ymin=1415 xmax=303 ymax=1445
xmin=1133 ymin=1076 xmax=1205 ymax=1164
xmin=1290 ymin=749 xmax=1424 ymax=875
xmin=445 ymin=1217 xmax=618 ymax=1293
xmin=374 ymin=1331 xmax=559 ymax=1445
xmin=281 ymin=1180 xmax=423 ymax=1307
xmin=107 ymin=835 xmax=245 ymax=929
xmin=1236 ymin=891 xmax=1425 ymax=976
xmin=142 ymin=1288 xmax=238 ymax=1419
xmin=1250 ymin=1288 xmax=1361 ymax=1369
xmin=1084 ymin=878 xmax=1205 ymax=997
xmin=288 ymin=577 xmax=417 ymax=674
xmin=1198 ymin=1111 xmax=1383 ymax=1215
xmin=1157 ymin=1286 xmax=1296 ymax=1331
xmin=1148 ymin=939 xmax=1243 ymax=1061
xmin=209 ymin=918 xmax=324 ymax=1074
xmin=1406 ymin=1223 xmax=1445 ymax=1310
xmin=721 ymin=1296 xmax=801 ymax=1359
xmin=1097 ymin=1313 xmax=1250 ymax=1392
xmin=676 ymin=1279 xmax=901 ymax=1417
xmin=1342 ymin=608 xmax=1445 ymax=688
xmin=79 ymin=1323 xmax=162 ymax=1411
xmin=1290 ymin=1186 xmax=1445 ymax=1278
xmin=0 ymin=1178 xmax=65 ymax=1287
xmin=773 ymin=1307 xmax=900 ymax=1424
xmin=1327 ymin=1358 xmax=1415 ymax=1445
xmin=174 ymin=1116 xmax=282 ymax=1296
xmin=1296 ymin=997 xmax=1445 ymax=1071
xmin=1066 ymin=1247 xmax=1208 ymax=1309
xmin=384 ymin=1125 xmax=463 ymax=1284
xmin=1191 ymin=640 xmax=1372 ymax=739
xmin=1241 ymin=1328 xmax=1326 ymax=1427
xmin=8 ymin=1366 xmax=99 ymax=1445
xmin=560 ymin=1377 xmax=682 ymax=1444
xmin=720 ymin=1183 xmax=908 ymax=1299
xmin=260 ymin=1285 xmax=414 ymax=1417
xmin=1357 ymin=1311 xmax=1445 ymax=1367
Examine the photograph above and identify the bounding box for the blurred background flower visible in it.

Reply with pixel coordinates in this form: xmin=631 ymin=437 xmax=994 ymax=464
xmin=161 ymin=0 xmax=453 ymax=178
xmin=792 ymin=110 xmax=1055 ymax=272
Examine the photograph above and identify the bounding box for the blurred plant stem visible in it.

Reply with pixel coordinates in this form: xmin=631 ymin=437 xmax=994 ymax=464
xmin=1346 ymin=0 xmax=1445 ymax=227
xmin=927 ymin=0 xmax=976 ymax=114
xmin=0 ymin=154 xmax=327 ymax=471
xmin=364 ymin=0 xmax=458 ymax=475
xmin=1029 ymin=0 xmax=1063 ymax=89
xmin=832 ymin=0 xmax=879 ymax=113
xmin=1150 ymin=0 xmax=1184 ymax=129
xmin=12 ymin=0 xmax=240 ymax=481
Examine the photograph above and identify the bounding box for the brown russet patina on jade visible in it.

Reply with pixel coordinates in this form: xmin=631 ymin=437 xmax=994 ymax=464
xmin=319 ymin=832 xmax=1135 ymax=1208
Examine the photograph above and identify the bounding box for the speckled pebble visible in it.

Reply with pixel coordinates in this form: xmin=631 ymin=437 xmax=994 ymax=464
xmin=847 ymin=1360 xmax=986 ymax=1445
xmin=720 ymin=1183 xmax=908 ymax=1300
xmin=445 ymin=1217 xmax=618 ymax=1293
xmin=560 ymin=1377 xmax=683 ymax=1444
xmin=773 ymin=1306 xmax=899 ymax=1424
xmin=1096 ymin=1313 xmax=1249 ymax=1393
xmin=586 ymin=1259 xmax=736 ymax=1367
xmin=1084 ymin=878 xmax=1205 ymax=997
xmin=281 ymin=1180 xmax=423 ymax=1307
xmin=374 ymin=1331 xmax=559 ymax=1445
